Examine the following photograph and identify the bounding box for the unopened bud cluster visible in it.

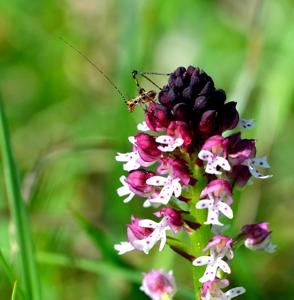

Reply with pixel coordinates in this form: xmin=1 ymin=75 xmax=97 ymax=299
xmin=114 ymin=66 xmax=275 ymax=300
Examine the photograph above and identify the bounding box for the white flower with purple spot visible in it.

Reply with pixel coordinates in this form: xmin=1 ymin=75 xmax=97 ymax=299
xmin=155 ymin=135 xmax=184 ymax=152
xmin=146 ymin=175 xmax=182 ymax=205
xmin=114 ymin=217 xmax=171 ymax=255
xmin=196 ymin=197 xmax=233 ymax=226
xmin=193 ymin=255 xmax=231 ymax=283
xmin=201 ymin=278 xmax=246 ymax=300
xmin=193 ymin=235 xmax=234 ymax=283
xmin=198 ymin=150 xmax=231 ymax=175
xmin=244 ymin=156 xmax=272 ymax=179
xmin=196 ymin=180 xmax=233 ymax=226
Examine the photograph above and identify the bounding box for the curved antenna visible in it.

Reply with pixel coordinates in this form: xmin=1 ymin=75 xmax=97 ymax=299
xmin=59 ymin=37 xmax=128 ymax=104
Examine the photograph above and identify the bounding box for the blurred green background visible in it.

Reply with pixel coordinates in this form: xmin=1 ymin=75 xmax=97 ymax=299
xmin=0 ymin=0 xmax=293 ymax=299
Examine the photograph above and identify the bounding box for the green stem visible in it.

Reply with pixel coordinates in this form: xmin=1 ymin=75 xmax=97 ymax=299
xmin=189 ymin=177 xmax=210 ymax=300
xmin=0 ymin=99 xmax=42 ymax=300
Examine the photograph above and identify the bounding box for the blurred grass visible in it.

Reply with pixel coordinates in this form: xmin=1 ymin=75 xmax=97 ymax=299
xmin=0 ymin=0 xmax=294 ymax=299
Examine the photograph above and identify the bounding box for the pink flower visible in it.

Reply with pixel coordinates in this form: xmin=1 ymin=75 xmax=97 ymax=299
xmin=117 ymin=170 xmax=156 ymax=203
xmin=114 ymin=216 xmax=172 ymax=255
xmin=193 ymin=235 xmax=233 ymax=283
xmin=154 ymin=208 xmax=184 ymax=234
xmin=134 ymin=133 xmax=162 ymax=162
xmin=201 ymin=278 xmax=245 ymax=300
xmin=198 ymin=136 xmax=231 ymax=175
xmin=145 ymin=103 xmax=171 ymax=132
xmin=140 ymin=270 xmax=176 ymax=300
xmin=196 ymin=180 xmax=233 ymax=226
xmin=241 ymin=222 xmax=276 ymax=253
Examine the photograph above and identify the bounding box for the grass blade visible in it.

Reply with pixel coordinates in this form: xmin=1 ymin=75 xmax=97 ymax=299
xmin=11 ymin=281 xmax=18 ymax=300
xmin=0 ymin=99 xmax=42 ymax=299
xmin=0 ymin=250 xmax=26 ymax=300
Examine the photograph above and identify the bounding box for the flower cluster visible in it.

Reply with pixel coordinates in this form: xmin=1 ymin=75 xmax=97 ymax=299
xmin=114 ymin=66 xmax=275 ymax=300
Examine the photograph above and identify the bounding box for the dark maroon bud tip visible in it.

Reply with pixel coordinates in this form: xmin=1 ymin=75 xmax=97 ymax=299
xmin=173 ymin=103 xmax=190 ymax=121
xmin=174 ymin=66 xmax=186 ymax=76
xmin=199 ymin=110 xmax=217 ymax=134
xmin=193 ymin=96 xmax=209 ymax=112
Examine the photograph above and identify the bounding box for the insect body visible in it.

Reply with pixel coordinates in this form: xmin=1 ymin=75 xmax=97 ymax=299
xmin=60 ymin=38 xmax=167 ymax=112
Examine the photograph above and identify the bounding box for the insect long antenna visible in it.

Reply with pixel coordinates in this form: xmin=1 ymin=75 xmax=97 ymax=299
xmin=132 ymin=70 xmax=171 ymax=90
xmin=59 ymin=37 xmax=128 ymax=104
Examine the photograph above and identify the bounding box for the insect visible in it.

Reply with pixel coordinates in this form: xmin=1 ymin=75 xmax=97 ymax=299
xmin=60 ymin=38 xmax=170 ymax=112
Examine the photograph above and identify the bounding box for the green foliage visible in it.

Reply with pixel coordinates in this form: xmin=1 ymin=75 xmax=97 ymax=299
xmin=0 ymin=0 xmax=293 ymax=299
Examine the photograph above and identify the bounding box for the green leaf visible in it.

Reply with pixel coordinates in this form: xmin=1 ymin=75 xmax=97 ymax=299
xmin=0 ymin=99 xmax=42 ymax=300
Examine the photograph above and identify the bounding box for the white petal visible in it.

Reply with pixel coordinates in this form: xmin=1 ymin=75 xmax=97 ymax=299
xmin=205 ymin=162 xmax=221 ymax=175
xmin=156 ymin=135 xmax=174 ymax=145
xmin=238 ymin=118 xmax=255 ymax=129
xmin=114 ymin=242 xmax=134 ymax=255
xmin=205 ymin=208 xmax=223 ymax=226
xmin=198 ymin=150 xmax=213 ymax=161
xmin=158 ymin=232 xmax=167 ymax=252
xmin=199 ymin=264 xmax=218 ymax=283
xmin=123 ymin=192 xmax=135 ymax=203
xmin=225 ymin=287 xmax=246 ymax=298
xmin=217 ymin=202 xmax=233 ymax=219
xmin=217 ymin=259 xmax=231 ymax=274
xmin=250 ymin=156 xmax=271 ymax=168
xmin=174 ymin=138 xmax=184 ymax=147
xmin=117 ymin=185 xmax=129 ymax=197
xmin=137 ymin=121 xmax=149 ymax=131
xmin=128 ymin=136 xmax=136 ymax=144
xmin=158 ymin=144 xmax=176 ymax=152
xmin=192 ymin=256 xmax=213 ymax=266
xmin=138 ymin=219 xmax=158 ymax=228
xmin=248 ymin=165 xmax=273 ymax=179
xmin=143 ymin=200 xmax=152 ymax=207
xmin=196 ymin=199 xmax=213 ymax=209
xmin=214 ymin=156 xmax=231 ymax=171
xmin=146 ymin=176 xmax=167 ymax=186
xmin=150 ymin=184 xmax=174 ymax=205
xmin=172 ymin=179 xmax=182 ymax=198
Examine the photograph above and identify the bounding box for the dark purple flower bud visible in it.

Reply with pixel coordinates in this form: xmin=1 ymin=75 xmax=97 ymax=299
xmin=158 ymin=87 xmax=170 ymax=107
xmin=145 ymin=103 xmax=171 ymax=132
xmin=229 ymin=165 xmax=252 ymax=187
xmin=126 ymin=170 xmax=156 ymax=197
xmin=172 ymin=103 xmax=190 ymax=121
xmin=193 ymin=96 xmax=209 ymax=112
xmin=154 ymin=208 xmax=184 ymax=233
xmin=217 ymin=101 xmax=239 ymax=132
xmin=199 ymin=110 xmax=217 ymax=134
xmin=140 ymin=270 xmax=176 ymax=300
xmin=241 ymin=222 xmax=276 ymax=253
xmin=134 ymin=133 xmax=161 ymax=162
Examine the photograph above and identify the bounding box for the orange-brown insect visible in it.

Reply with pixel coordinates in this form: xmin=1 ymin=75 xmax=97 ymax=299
xmin=60 ymin=38 xmax=169 ymax=112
